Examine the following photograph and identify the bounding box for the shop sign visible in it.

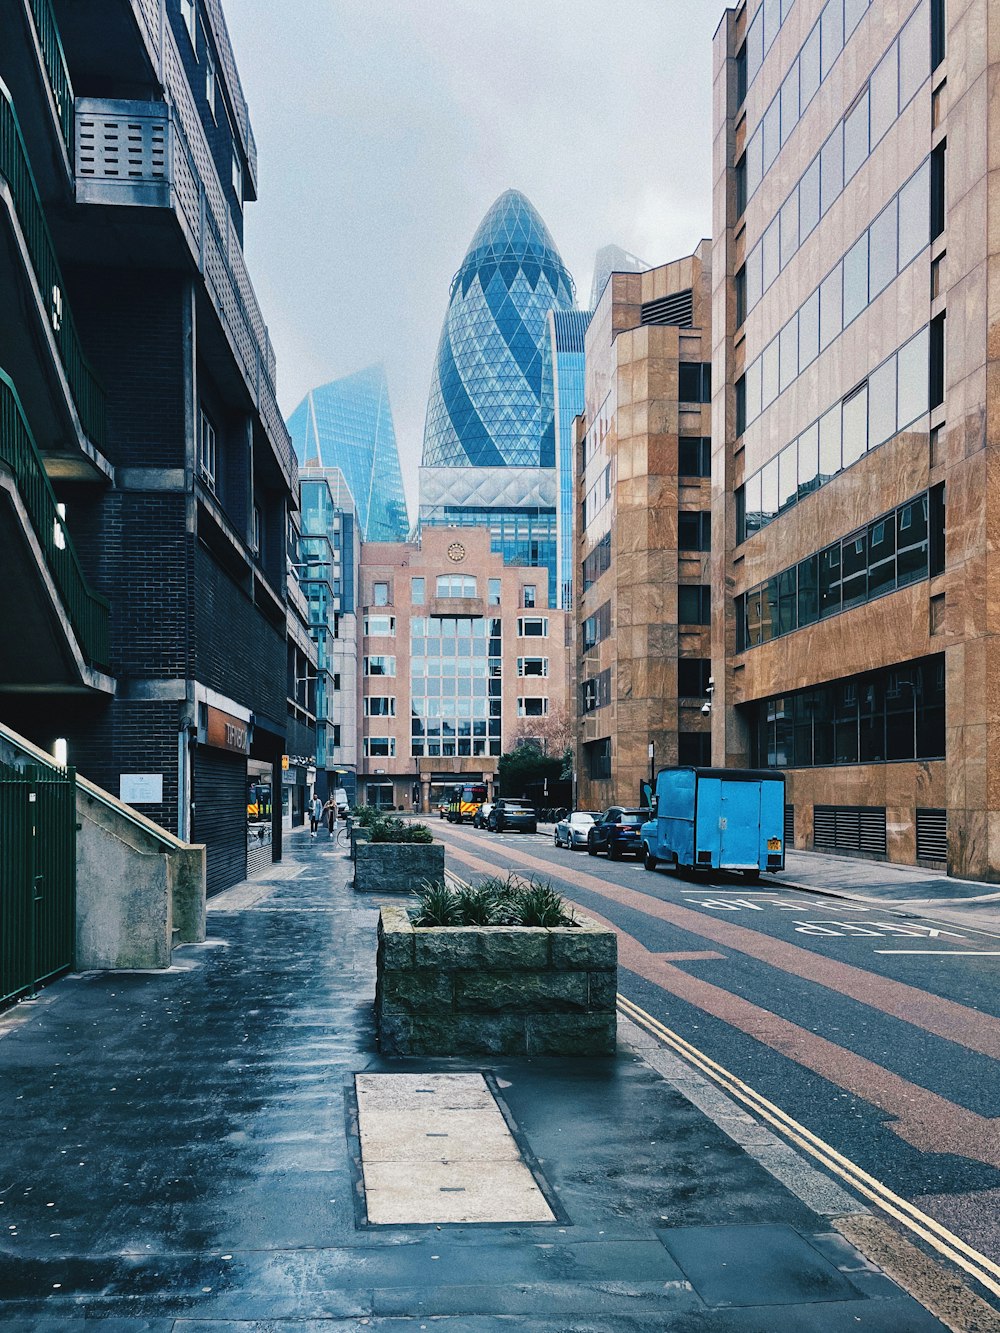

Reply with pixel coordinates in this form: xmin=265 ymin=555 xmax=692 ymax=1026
xmin=281 ymin=755 xmax=290 ymax=771
xmin=206 ymin=705 xmax=250 ymax=755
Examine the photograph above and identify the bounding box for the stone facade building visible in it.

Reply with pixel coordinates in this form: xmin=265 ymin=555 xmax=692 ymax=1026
xmin=711 ymin=0 xmax=970 ymax=872
xmin=357 ymin=527 xmax=569 ymax=812
xmin=575 ymin=247 xmax=713 ymax=811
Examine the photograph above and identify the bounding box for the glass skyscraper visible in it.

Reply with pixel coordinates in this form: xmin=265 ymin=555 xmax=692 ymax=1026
xmin=419 ymin=190 xmax=576 ymax=605
xmin=545 ymin=308 xmax=591 ymax=608
xmin=287 ymin=365 xmax=409 ymax=543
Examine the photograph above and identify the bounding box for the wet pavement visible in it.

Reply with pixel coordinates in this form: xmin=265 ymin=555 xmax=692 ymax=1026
xmin=0 ymin=830 xmax=956 ymax=1329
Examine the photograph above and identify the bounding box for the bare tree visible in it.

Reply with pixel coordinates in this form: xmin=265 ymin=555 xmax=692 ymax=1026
xmin=508 ymin=703 xmax=573 ymax=760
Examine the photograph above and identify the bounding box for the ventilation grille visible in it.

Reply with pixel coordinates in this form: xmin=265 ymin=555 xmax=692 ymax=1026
xmin=916 ymin=808 xmax=947 ymax=863
xmin=784 ymin=803 xmax=795 ymax=845
xmin=77 ymin=113 xmax=167 ymax=180
xmin=641 ymin=289 xmax=693 ymax=328
xmin=813 ymin=805 xmax=887 ymax=857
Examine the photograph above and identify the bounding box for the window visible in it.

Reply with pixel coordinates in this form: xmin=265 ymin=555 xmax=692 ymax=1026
xmin=931 ymin=0 xmax=946 ymax=68
xmin=678 ymin=362 xmax=711 ymax=403
xmin=899 ymin=2 xmax=929 ymax=107
xmin=232 ymin=147 xmax=242 ymax=205
xmin=678 ymin=511 xmax=711 ymax=552
xmin=411 ymin=577 xmax=425 ymax=605
xmin=332 ymin=674 xmax=341 ymax=690
xmin=518 ymin=617 xmax=548 ymax=637
xmin=869 ymin=43 xmax=897 ymax=147
xmin=582 ymin=532 xmax=611 ymax=590
xmin=735 ymin=376 xmax=747 ymax=437
xmin=841 ymin=383 xmax=868 ymax=468
xmin=679 ymin=732 xmax=712 ymax=766
xmin=820 ymin=0 xmax=843 ymax=79
xmin=436 ymin=574 xmax=477 ymax=598
xmin=586 ymin=738 xmax=612 ymax=781
xmin=735 ymin=266 xmax=747 ymax=328
xmin=331 ymin=725 xmax=341 ymax=747
xmin=868 ymin=200 xmax=898 ymax=299
xmin=679 ymin=437 xmax=711 ymax=478
xmin=251 ymin=504 xmax=261 ymax=555
xmin=799 ymin=155 xmax=820 ymax=240
xmin=899 ymin=159 xmax=930 ymax=269
xmin=372 ymin=582 xmax=389 ymax=606
xmin=897 ymin=326 xmax=930 ymax=427
xmin=517 ymin=697 xmax=548 ymax=717
xmin=820 ymin=119 xmax=843 ymax=213
xmin=363 ymin=615 xmax=395 ymax=637
xmin=843 ymin=88 xmax=869 ymax=183
xmin=363 ymin=656 xmax=396 ymax=677
xmin=842 ymin=234 xmax=868 ymax=326
xmin=488 ymin=578 xmax=502 ymax=605
xmin=929 ymin=312 xmax=946 ymax=410
xmin=931 ymin=142 xmax=946 ymax=240
xmin=364 ymin=697 xmax=396 ymax=717
xmin=198 ymin=409 xmax=217 ymax=490
xmin=204 ymin=34 xmax=216 ymax=116
xmin=517 ymin=657 xmax=548 ymax=677
xmin=678 ymin=585 xmax=711 ymax=625
xmin=180 ymin=0 xmax=196 ymax=43
xmin=678 ymin=658 xmax=711 ymax=697
xmin=582 ymin=602 xmax=611 ymax=650
xmin=522 ymin=584 xmax=536 ymax=608
xmin=363 ymin=737 xmax=396 ymax=758
xmin=581 ymin=669 xmax=611 ymax=713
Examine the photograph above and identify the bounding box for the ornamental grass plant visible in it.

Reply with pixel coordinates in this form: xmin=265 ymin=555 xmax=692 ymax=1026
xmin=410 ymin=874 xmax=577 ymax=928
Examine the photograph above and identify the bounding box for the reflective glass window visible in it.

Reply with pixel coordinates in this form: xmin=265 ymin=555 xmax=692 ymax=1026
xmin=798 ymin=554 xmax=819 ymax=625
xmin=799 ymin=289 xmax=820 ymax=369
xmin=793 ymin=692 xmax=815 ymax=765
xmin=762 ymin=338 xmax=780 ymax=409
xmin=800 ymin=22 xmax=821 ymax=106
xmin=779 ymin=318 xmax=798 ymax=392
xmin=777 ymin=568 xmax=797 ymax=635
xmin=780 ymin=65 xmax=800 ymax=144
xmin=859 ymin=677 xmax=885 ymax=761
xmin=845 ymin=0 xmax=868 ymax=36
xmin=746 ymin=357 xmax=762 ymax=423
xmin=842 ymin=530 xmax=868 ymax=608
xmin=820 ymin=126 xmax=844 ymax=213
xmin=870 ymin=43 xmax=898 ymax=147
xmin=819 ymin=543 xmax=842 ymax=618
xmin=898 ymin=0 xmax=929 ymax=109
xmin=868 ymin=355 xmax=897 ymax=448
xmin=747 ymin=241 xmax=763 ymax=308
xmin=821 ymin=0 xmax=844 ymax=78
xmin=780 ymin=191 xmax=799 ymax=269
xmin=763 ymin=99 xmax=781 ymax=170
xmin=746 ymin=6 xmax=764 ymax=82
xmin=764 ymin=578 xmax=779 ymax=642
xmin=820 ymin=263 xmax=843 ymax=349
xmin=813 ymin=687 xmax=834 ymax=765
xmin=842 ymin=234 xmax=869 ymax=326
xmin=798 ymin=422 xmax=820 ymax=497
xmin=761 ymin=457 xmax=779 ymax=524
xmin=869 ymin=199 xmax=898 ymax=298
xmin=916 ymin=656 xmax=946 ymax=757
xmin=744 ymin=470 xmax=763 ymax=535
xmin=819 ymin=404 xmax=841 ymax=481
xmin=842 ymin=383 xmax=868 ymax=468
xmin=778 ymin=442 xmax=798 ymax=512
xmin=868 ymin=513 xmax=896 ymax=597
xmin=834 ymin=682 xmax=859 ymax=764
xmin=764 ymin=0 xmax=781 ymax=49
xmin=746 ymin=127 xmax=763 ymax=196
xmin=897 ymin=494 xmax=929 ymax=586
xmin=800 ymin=156 xmax=821 ymax=239
xmin=411 ymin=577 xmax=425 ymax=605
xmin=762 ymin=219 xmax=780 ymax=290
xmin=885 ymin=670 xmax=916 ymax=760
xmin=746 ymin=587 xmax=764 ymax=646
xmin=898 ymin=160 xmax=930 ymax=269
xmin=897 ymin=327 xmax=929 ymax=428
xmin=844 ymin=88 xmax=869 ymax=182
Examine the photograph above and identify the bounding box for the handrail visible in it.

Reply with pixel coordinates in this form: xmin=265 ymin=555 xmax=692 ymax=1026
xmin=0 ymin=78 xmax=106 ymax=449
xmin=0 ymin=719 xmax=192 ymax=851
xmin=0 ymin=367 xmax=110 ymax=669
xmin=26 ymin=0 xmax=74 ymax=157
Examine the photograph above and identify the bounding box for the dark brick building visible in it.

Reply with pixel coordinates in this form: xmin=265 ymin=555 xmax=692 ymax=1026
xmin=0 ymin=0 xmax=312 ymax=892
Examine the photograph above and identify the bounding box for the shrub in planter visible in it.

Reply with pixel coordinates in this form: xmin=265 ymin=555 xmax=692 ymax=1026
xmin=369 ymin=816 xmax=433 ymax=844
xmin=376 ymin=874 xmax=617 ymax=1057
xmin=354 ymin=820 xmax=443 ymax=893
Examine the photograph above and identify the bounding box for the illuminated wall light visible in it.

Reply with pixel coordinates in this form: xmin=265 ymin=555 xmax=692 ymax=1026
xmin=54 ymin=502 xmax=66 ymax=551
xmin=53 ymin=738 xmax=68 ymax=766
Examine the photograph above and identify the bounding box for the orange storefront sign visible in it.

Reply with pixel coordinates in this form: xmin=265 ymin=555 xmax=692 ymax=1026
xmin=205 ymin=705 xmax=250 ymax=755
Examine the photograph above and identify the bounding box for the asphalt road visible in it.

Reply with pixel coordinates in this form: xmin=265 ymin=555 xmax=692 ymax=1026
xmin=433 ymin=818 xmax=1000 ymax=1289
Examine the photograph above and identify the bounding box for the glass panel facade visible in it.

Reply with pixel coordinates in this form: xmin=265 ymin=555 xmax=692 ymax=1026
xmin=410 ymin=616 xmax=500 ymax=759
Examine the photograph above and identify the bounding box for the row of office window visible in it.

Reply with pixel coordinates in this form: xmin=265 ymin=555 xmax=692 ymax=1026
xmin=364 ymin=737 xmax=396 ymax=758
xmin=736 ymin=159 xmax=931 ymax=435
xmin=517 ymin=617 xmax=548 ymax=637
xmin=679 ymin=585 xmax=712 ymax=626
xmin=680 ymin=437 xmax=712 ymax=478
xmin=736 ymin=0 xmax=796 ymax=104
xmin=583 ymin=462 xmax=613 ymax=531
xmin=364 ymin=656 xmax=395 ymax=677
xmin=736 ymin=488 xmax=944 ymax=651
xmin=582 ymin=532 xmax=611 ymax=592
xmin=363 ymin=615 xmax=394 ymax=638
xmin=679 ymin=362 xmax=712 ymax=403
xmin=738 ymin=6 xmax=933 ymax=322
xmin=582 ymin=602 xmax=611 ymax=652
xmin=518 ymin=697 xmax=549 ymax=717
xmin=738 ymin=0 xmax=880 ymax=213
xmin=378 ymin=576 xmax=508 ymax=607
xmin=364 ymin=696 xmax=396 ymax=717
xmin=679 ymin=512 xmax=711 ymax=553
xmin=736 ymin=323 xmax=935 ymax=543
xmin=581 ymin=668 xmax=611 ymax=714
xmin=749 ymin=654 xmax=945 ymax=768
xmin=435 ymin=574 xmax=478 ymax=599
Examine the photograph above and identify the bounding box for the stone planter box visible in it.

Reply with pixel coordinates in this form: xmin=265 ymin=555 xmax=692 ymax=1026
xmin=375 ymin=905 xmax=617 ymax=1056
xmin=350 ymin=828 xmax=371 ymax=859
xmin=354 ymin=841 xmax=445 ymax=893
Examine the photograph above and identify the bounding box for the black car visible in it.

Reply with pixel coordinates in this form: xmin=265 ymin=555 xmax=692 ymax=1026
xmin=587 ymin=807 xmax=646 ymax=859
xmin=487 ymin=799 xmax=537 ymax=834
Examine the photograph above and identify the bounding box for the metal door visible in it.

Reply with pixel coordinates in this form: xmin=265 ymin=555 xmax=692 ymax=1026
xmin=719 ymin=780 xmax=761 ymax=868
xmin=0 ymin=761 xmax=76 ymax=1006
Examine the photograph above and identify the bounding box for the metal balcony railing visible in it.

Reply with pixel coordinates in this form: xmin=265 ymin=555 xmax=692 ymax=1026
xmin=0 ymin=368 xmax=110 ymax=670
xmin=25 ymin=0 xmax=74 ymax=157
xmin=0 ymin=81 xmax=106 ymax=451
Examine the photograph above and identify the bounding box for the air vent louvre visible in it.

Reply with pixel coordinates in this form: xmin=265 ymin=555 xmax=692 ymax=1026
xmin=641 ymin=289 xmax=693 ymax=328
xmin=915 ymin=808 xmax=947 ymax=863
xmin=813 ymin=805 xmax=887 ymax=857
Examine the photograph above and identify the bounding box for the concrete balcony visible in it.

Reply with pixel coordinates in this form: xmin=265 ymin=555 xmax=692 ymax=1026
xmin=428 ymin=596 xmax=486 ymax=619
xmin=73 ymin=95 xmax=294 ymax=494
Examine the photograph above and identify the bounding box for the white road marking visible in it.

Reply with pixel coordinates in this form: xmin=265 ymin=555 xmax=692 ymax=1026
xmin=873 ymin=950 xmax=1000 ymax=957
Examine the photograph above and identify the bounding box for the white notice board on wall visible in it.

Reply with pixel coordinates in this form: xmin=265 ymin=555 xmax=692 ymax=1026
xmin=120 ymin=773 xmax=163 ymax=804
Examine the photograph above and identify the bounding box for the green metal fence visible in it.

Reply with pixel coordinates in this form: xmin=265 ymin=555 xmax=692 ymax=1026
xmin=0 ymin=760 xmax=76 ymax=1007
xmin=26 ymin=0 xmax=74 ymax=156
xmin=0 ymin=368 xmax=110 ymax=669
xmin=0 ymin=78 xmax=106 ymax=449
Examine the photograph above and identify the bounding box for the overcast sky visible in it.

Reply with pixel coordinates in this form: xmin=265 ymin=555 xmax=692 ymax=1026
xmin=225 ymin=1 xmax=723 ymax=519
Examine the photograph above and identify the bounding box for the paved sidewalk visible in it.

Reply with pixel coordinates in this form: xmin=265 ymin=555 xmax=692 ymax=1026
xmin=0 ymin=829 xmax=958 ymax=1329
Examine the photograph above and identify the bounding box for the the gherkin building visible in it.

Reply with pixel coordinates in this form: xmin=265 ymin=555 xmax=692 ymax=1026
xmin=419 ymin=191 xmax=577 ymax=603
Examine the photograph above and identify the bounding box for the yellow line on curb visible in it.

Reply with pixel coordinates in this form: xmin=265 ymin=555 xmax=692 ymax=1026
xmin=616 ymin=992 xmax=1000 ymax=1300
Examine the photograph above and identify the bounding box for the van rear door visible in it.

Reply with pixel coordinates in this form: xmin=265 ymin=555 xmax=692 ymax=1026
xmin=718 ymin=778 xmax=762 ymax=870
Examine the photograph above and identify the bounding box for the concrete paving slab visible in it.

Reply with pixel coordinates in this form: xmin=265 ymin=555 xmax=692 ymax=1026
xmin=362 ymin=1159 xmax=555 ymax=1224
xmin=359 ymin=1108 xmax=524 ymax=1162
xmin=355 ymin=1071 xmax=495 ymax=1111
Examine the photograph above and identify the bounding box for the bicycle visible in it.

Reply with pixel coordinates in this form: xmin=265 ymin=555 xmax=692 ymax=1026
xmin=329 ymin=824 xmax=351 ymax=849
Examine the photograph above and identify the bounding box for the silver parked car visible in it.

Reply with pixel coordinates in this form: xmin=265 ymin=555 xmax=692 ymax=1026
xmin=554 ymin=810 xmax=600 ymax=849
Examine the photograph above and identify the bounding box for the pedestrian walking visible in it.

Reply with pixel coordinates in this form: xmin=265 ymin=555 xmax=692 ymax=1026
xmin=323 ymin=795 xmax=337 ymax=837
xmin=309 ymin=793 xmax=323 ymax=837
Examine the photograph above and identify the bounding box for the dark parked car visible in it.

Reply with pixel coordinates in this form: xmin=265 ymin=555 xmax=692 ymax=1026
xmin=587 ymin=807 xmax=646 ymax=859
xmin=487 ymin=799 xmax=537 ymax=834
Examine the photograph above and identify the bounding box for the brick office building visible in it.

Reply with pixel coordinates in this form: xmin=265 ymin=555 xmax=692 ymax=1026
xmin=575 ymin=247 xmax=714 ymax=811
xmin=0 ymin=0 xmax=306 ymax=892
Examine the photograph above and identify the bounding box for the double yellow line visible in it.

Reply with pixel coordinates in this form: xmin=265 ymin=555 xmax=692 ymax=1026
xmin=617 ymin=992 xmax=1000 ymax=1301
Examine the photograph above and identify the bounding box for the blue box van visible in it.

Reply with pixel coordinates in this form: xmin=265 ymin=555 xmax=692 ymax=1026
xmin=640 ymin=767 xmax=786 ymax=880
